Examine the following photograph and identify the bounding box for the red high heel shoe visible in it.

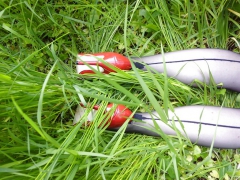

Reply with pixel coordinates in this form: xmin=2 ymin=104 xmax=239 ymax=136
xmin=76 ymin=52 xmax=132 ymax=74
xmin=74 ymin=103 xmax=132 ymax=128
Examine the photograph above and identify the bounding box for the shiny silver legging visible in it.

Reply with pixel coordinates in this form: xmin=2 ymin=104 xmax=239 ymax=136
xmin=123 ymin=49 xmax=240 ymax=148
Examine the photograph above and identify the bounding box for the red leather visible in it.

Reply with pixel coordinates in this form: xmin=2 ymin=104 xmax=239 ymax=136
xmin=79 ymin=103 xmax=132 ymax=128
xmin=106 ymin=104 xmax=132 ymax=128
xmin=77 ymin=52 xmax=132 ymax=74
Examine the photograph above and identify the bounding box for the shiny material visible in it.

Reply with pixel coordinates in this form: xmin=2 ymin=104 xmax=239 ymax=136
xmin=132 ymin=49 xmax=240 ymax=92
xmin=106 ymin=104 xmax=132 ymax=128
xmin=74 ymin=103 xmax=132 ymax=128
xmin=117 ymin=106 xmax=240 ymax=149
xmin=76 ymin=52 xmax=131 ymax=74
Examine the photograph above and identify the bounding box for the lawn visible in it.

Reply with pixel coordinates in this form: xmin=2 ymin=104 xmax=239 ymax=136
xmin=0 ymin=0 xmax=240 ymax=179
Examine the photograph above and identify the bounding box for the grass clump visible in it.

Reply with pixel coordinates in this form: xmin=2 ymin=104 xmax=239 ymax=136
xmin=1 ymin=0 xmax=240 ymax=179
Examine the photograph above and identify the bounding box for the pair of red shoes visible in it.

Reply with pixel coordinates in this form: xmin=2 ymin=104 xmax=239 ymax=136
xmin=76 ymin=52 xmax=134 ymax=128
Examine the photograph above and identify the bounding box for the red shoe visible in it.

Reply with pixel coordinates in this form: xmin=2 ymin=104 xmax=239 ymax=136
xmin=106 ymin=103 xmax=133 ymax=128
xmin=74 ymin=103 xmax=132 ymax=128
xmin=76 ymin=52 xmax=132 ymax=74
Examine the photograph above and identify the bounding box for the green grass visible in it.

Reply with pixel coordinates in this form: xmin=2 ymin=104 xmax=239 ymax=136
xmin=1 ymin=0 xmax=240 ymax=179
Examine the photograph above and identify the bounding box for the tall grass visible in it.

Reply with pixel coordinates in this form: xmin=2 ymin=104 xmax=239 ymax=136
xmin=0 ymin=0 xmax=240 ymax=179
